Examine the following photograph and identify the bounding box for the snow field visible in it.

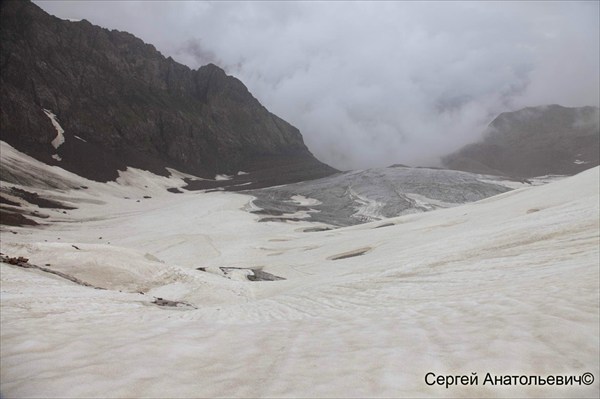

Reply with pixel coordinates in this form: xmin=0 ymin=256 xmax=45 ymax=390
xmin=1 ymin=140 xmax=598 ymax=398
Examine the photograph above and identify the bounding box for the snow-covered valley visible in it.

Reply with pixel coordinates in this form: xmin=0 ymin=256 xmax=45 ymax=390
xmin=1 ymin=142 xmax=598 ymax=398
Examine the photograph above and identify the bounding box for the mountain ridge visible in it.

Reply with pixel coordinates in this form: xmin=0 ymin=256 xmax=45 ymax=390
xmin=0 ymin=0 xmax=336 ymax=184
xmin=442 ymin=104 xmax=599 ymax=177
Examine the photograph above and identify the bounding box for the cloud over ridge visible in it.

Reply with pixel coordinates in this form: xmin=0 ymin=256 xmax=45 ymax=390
xmin=35 ymin=1 xmax=600 ymax=170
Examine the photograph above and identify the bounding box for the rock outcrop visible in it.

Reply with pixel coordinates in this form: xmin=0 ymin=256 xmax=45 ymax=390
xmin=443 ymin=105 xmax=599 ymax=178
xmin=0 ymin=0 xmax=336 ymax=184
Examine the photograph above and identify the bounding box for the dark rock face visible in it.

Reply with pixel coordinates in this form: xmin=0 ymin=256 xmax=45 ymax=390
xmin=0 ymin=0 xmax=336 ymax=183
xmin=443 ymin=105 xmax=599 ymax=178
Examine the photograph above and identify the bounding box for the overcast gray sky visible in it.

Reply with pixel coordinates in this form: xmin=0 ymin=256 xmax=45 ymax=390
xmin=35 ymin=1 xmax=600 ymax=170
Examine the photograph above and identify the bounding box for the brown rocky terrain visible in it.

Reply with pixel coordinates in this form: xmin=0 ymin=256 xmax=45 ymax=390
xmin=443 ymin=105 xmax=599 ymax=178
xmin=0 ymin=0 xmax=336 ymax=184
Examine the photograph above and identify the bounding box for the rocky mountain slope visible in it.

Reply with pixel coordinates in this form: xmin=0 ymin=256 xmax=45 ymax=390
xmin=443 ymin=105 xmax=599 ymax=178
xmin=0 ymin=0 xmax=335 ymax=184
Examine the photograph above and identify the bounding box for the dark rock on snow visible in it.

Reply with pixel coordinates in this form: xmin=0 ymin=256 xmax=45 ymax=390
xmin=0 ymin=210 xmax=39 ymax=226
xmin=8 ymin=187 xmax=75 ymax=209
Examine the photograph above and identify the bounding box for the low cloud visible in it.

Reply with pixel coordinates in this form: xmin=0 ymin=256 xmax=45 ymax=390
xmin=35 ymin=1 xmax=600 ymax=170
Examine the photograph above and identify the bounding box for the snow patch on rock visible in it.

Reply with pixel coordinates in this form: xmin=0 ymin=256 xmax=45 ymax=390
xmin=42 ymin=109 xmax=65 ymax=150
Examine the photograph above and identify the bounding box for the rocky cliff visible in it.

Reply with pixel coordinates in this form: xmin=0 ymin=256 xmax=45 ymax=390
xmin=0 ymin=0 xmax=336 ymax=185
xmin=443 ymin=105 xmax=599 ymax=178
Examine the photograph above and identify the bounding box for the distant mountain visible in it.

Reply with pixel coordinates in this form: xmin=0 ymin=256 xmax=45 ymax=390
xmin=0 ymin=0 xmax=336 ymax=184
xmin=443 ymin=105 xmax=599 ymax=178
